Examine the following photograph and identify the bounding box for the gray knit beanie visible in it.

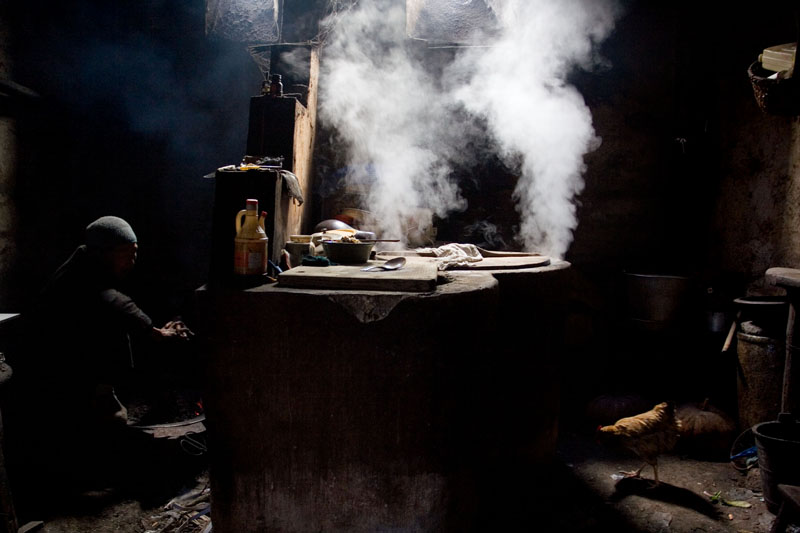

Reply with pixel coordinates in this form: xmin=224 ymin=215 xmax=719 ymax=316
xmin=85 ymin=216 xmax=137 ymax=250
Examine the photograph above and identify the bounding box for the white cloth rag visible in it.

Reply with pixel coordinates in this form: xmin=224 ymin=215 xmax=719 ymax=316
xmin=415 ymin=243 xmax=483 ymax=270
xmin=279 ymin=170 xmax=304 ymax=206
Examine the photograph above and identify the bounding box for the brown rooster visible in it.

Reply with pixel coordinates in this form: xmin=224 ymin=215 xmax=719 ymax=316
xmin=596 ymin=401 xmax=681 ymax=485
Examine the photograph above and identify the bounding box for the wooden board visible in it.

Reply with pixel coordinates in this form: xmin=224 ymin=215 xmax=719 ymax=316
xmin=451 ymin=255 xmax=550 ymax=270
xmin=277 ymin=260 xmax=438 ymax=291
xmin=376 ymin=251 xmax=550 ymax=270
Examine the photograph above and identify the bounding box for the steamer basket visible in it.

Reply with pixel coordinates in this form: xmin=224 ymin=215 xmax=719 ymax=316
xmin=748 ymin=61 xmax=800 ymax=116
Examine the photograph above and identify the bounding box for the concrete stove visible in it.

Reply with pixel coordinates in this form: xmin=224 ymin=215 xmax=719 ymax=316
xmin=196 ymin=260 xmax=570 ymax=531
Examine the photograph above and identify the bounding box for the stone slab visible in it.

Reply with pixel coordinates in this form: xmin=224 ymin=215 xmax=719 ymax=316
xmin=767 ymin=267 xmax=800 ymax=289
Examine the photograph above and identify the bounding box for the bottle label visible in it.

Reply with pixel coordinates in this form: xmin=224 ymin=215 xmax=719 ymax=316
xmin=234 ymin=240 xmax=268 ymax=275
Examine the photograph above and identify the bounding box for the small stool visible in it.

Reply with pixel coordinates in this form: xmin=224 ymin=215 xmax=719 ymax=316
xmin=770 ymin=484 xmax=800 ymax=533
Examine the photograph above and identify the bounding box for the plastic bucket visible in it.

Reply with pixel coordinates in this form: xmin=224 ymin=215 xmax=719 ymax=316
xmin=752 ymin=416 xmax=800 ymax=513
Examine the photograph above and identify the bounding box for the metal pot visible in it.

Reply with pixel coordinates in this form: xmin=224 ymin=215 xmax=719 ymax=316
xmin=624 ymin=272 xmax=694 ymax=325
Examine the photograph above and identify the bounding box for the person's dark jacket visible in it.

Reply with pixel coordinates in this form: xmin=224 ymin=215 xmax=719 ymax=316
xmin=28 ymin=245 xmax=153 ymax=421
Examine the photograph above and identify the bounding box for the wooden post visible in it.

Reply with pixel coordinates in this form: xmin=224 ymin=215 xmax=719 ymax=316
xmin=766 ymin=267 xmax=800 ymax=415
xmin=245 ymin=44 xmax=319 ymax=238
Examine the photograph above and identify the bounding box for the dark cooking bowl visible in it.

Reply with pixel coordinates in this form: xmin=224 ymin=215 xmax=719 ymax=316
xmin=322 ymin=241 xmax=374 ymax=264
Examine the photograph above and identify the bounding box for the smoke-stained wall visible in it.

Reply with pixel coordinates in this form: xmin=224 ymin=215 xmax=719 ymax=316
xmin=656 ymin=2 xmax=798 ymax=290
xmin=711 ymin=111 xmax=799 ymax=292
xmin=786 ymin=126 xmax=800 ymax=267
xmin=567 ymin=2 xmax=796 ymax=281
xmin=711 ymin=79 xmax=800 ymax=289
xmin=5 ymin=0 xmax=263 ymax=318
xmin=0 ymin=12 xmax=17 ymax=309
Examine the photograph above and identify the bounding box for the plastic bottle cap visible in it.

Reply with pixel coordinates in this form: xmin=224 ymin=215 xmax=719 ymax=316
xmin=246 ymin=199 xmax=258 ymax=210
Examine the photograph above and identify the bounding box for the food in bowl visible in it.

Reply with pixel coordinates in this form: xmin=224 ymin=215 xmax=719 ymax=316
xmin=322 ymin=239 xmax=374 ymax=264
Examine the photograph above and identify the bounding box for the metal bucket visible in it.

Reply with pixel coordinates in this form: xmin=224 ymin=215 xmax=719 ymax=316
xmin=624 ymin=273 xmax=694 ymax=329
xmin=753 ymin=414 xmax=800 ymax=513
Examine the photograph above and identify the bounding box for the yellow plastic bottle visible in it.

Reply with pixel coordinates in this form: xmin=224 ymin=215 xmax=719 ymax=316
xmin=234 ymin=198 xmax=268 ymax=276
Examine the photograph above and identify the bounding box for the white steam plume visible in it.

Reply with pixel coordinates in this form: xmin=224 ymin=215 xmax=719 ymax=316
xmin=320 ymin=0 xmax=619 ymax=257
xmin=319 ymin=0 xmax=466 ymax=242
xmin=447 ymin=0 xmax=619 ymax=257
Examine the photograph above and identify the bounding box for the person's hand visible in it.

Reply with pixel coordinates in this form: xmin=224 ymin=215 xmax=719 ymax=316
xmin=152 ymin=320 xmax=194 ymax=341
xmin=164 ymin=320 xmax=194 ymax=339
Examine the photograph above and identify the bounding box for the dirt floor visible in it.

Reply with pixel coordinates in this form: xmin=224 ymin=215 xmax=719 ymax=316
xmin=555 ymin=429 xmax=783 ymax=533
xmin=15 ymin=466 xmax=210 ymax=533
xmin=15 ymin=428 xmax=798 ymax=533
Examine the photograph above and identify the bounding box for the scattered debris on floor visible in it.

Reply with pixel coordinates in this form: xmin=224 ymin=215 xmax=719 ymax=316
xmin=705 ymin=490 xmax=754 ymax=508
xmin=142 ymin=481 xmax=211 ymax=533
